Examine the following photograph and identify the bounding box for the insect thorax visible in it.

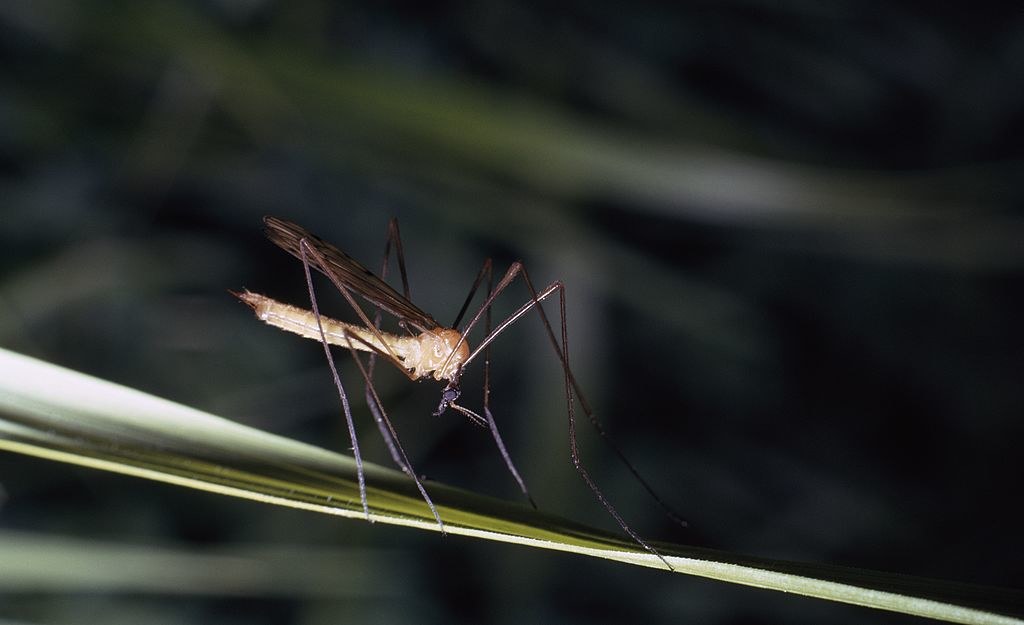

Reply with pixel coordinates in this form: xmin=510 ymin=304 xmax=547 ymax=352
xmin=397 ymin=328 xmax=469 ymax=382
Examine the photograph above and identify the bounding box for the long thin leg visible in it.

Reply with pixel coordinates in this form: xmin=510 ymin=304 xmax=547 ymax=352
xmin=341 ymin=328 xmax=445 ymax=533
xmin=298 ymin=240 xmax=370 ymax=521
xmin=298 ymin=235 xmax=420 ymax=383
xmin=457 ymin=262 xmax=688 ymax=527
xmin=386 ymin=218 xmax=413 ymax=306
xmin=449 ymin=258 xmax=536 ymax=508
xmin=364 ymin=219 xmax=409 ymax=468
xmin=449 ymin=261 xmax=683 ymax=569
xmin=451 ymin=257 xmax=492 ymax=329
xmin=300 ymin=239 xmax=443 ymax=532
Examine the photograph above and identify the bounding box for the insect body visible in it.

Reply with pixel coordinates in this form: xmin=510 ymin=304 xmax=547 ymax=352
xmin=236 ymin=292 xmax=469 ymax=382
xmin=236 ymin=216 xmax=681 ymax=569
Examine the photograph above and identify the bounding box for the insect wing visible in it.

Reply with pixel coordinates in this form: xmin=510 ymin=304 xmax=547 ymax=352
xmin=263 ymin=216 xmax=440 ymax=332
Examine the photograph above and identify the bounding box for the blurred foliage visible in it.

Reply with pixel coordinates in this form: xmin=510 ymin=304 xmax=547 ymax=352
xmin=0 ymin=1 xmax=1022 ymax=624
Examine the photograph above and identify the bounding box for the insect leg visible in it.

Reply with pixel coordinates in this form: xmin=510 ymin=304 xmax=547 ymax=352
xmin=298 ymin=239 xmax=370 ymax=521
xmin=455 ymin=262 xmax=680 ymax=569
xmin=450 ymin=258 xmax=536 ymax=508
xmin=300 ymin=239 xmax=444 ymax=532
xmin=344 ymin=332 xmax=446 ymax=533
xmin=364 ymin=219 xmax=411 ymax=468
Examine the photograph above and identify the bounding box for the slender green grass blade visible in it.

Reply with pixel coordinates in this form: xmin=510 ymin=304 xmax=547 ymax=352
xmin=0 ymin=347 xmax=1020 ymax=624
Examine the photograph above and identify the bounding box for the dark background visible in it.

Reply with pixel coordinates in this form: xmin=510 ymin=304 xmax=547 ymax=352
xmin=1 ymin=2 xmax=1022 ymax=623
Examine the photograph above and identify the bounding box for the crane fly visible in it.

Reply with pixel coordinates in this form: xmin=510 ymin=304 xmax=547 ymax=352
xmin=235 ymin=216 xmax=683 ymax=569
